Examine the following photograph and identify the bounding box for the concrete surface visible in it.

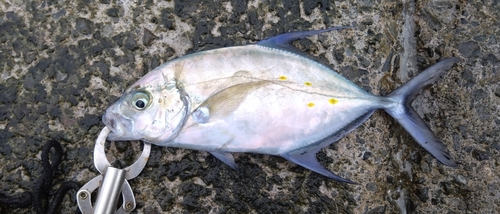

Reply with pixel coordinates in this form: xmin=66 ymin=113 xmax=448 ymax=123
xmin=0 ymin=0 xmax=498 ymax=213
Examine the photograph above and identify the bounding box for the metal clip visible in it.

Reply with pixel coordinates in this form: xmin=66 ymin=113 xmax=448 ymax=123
xmin=77 ymin=127 xmax=151 ymax=214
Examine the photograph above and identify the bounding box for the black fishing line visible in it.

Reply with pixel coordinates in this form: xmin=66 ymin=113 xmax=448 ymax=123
xmin=0 ymin=140 xmax=81 ymax=214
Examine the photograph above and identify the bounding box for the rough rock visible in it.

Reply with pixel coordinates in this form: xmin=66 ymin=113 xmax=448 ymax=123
xmin=0 ymin=0 xmax=498 ymax=213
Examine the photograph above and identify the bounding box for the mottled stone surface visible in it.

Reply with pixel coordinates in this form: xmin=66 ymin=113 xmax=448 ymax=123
xmin=0 ymin=0 xmax=498 ymax=213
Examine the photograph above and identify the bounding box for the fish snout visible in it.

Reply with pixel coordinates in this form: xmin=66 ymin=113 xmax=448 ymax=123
xmin=102 ymin=112 xmax=117 ymax=132
xmin=102 ymin=110 xmax=134 ymax=140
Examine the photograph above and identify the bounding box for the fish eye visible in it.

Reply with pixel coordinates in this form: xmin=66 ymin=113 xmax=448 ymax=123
xmin=130 ymin=91 xmax=151 ymax=110
xmin=135 ymin=99 xmax=147 ymax=109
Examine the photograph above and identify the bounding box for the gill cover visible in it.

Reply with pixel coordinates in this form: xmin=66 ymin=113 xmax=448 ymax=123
xmin=103 ymin=80 xmax=190 ymax=144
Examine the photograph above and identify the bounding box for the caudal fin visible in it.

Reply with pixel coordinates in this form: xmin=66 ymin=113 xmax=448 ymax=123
xmin=385 ymin=58 xmax=460 ymax=167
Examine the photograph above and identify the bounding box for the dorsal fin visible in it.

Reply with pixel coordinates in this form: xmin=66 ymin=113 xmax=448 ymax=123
xmin=257 ymin=26 xmax=353 ymax=52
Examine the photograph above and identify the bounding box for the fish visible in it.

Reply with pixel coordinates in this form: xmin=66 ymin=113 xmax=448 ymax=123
xmin=102 ymin=27 xmax=459 ymax=184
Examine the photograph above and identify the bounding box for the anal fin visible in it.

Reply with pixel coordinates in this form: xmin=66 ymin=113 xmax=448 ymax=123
xmin=210 ymin=151 xmax=239 ymax=170
xmin=282 ymin=152 xmax=356 ymax=184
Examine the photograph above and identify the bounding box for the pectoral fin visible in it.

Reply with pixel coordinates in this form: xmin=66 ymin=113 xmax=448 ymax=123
xmin=282 ymin=152 xmax=356 ymax=184
xmin=193 ymin=81 xmax=270 ymax=122
xmin=210 ymin=151 xmax=238 ymax=170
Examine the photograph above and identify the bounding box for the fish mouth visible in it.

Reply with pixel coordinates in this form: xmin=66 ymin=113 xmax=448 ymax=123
xmin=102 ymin=111 xmax=134 ymax=141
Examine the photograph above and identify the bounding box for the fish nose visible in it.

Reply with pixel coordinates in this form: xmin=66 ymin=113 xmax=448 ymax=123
xmin=102 ymin=113 xmax=116 ymax=131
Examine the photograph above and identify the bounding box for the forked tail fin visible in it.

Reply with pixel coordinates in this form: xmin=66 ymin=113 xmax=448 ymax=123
xmin=384 ymin=58 xmax=460 ymax=167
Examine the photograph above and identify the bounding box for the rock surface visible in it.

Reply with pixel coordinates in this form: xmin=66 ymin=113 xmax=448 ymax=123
xmin=0 ymin=0 xmax=498 ymax=213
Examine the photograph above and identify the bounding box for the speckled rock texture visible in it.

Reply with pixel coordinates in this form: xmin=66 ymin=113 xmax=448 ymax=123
xmin=1 ymin=0 xmax=498 ymax=213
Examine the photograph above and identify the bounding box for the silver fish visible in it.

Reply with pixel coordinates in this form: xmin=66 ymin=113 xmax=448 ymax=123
xmin=103 ymin=27 xmax=459 ymax=183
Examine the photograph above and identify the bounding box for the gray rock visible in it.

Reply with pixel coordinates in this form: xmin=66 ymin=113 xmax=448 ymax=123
xmin=0 ymin=0 xmax=498 ymax=213
xmin=458 ymin=41 xmax=481 ymax=58
xmin=143 ymin=28 xmax=158 ymax=46
xmin=75 ymin=18 xmax=94 ymax=35
xmin=472 ymin=149 xmax=490 ymax=161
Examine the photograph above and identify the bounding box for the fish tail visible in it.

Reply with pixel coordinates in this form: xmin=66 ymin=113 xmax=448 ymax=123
xmin=383 ymin=58 xmax=460 ymax=167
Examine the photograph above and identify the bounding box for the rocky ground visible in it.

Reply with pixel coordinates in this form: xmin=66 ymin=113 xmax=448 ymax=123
xmin=1 ymin=0 xmax=498 ymax=213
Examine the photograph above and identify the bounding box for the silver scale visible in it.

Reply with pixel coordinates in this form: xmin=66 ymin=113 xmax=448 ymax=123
xmin=77 ymin=127 xmax=151 ymax=214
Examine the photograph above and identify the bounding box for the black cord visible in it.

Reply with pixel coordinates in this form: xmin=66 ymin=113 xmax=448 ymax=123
xmin=0 ymin=140 xmax=81 ymax=214
xmin=0 ymin=192 xmax=31 ymax=208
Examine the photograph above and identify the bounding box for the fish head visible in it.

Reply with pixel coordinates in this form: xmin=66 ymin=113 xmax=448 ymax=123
xmin=103 ymin=75 xmax=189 ymax=145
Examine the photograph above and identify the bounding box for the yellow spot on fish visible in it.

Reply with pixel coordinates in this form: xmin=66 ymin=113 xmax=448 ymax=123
xmin=307 ymin=102 xmax=315 ymax=107
xmin=328 ymin=98 xmax=339 ymax=105
xmin=304 ymin=82 xmax=312 ymax=86
xmin=279 ymin=75 xmax=287 ymax=80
